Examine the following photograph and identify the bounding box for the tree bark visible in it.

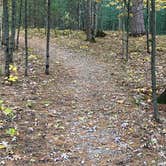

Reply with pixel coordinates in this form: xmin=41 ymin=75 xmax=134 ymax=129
xmin=16 ymin=0 xmax=23 ymax=50
xmin=45 ymin=0 xmax=51 ymax=75
xmin=3 ymin=0 xmax=10 ymax=77
xmin=151 ymin=0 xmax=159 ymax=121
xmin=9 ymin=0 xmax=16 ymax=63
xmin=130 ymin=0 xmax=146 ymax=36
xmin=146 ymin=0 xmax=150 ymax=53
xmin=24 ymin=0 xmax=28 ymax=76
xmin=0 ymin=2 xmax=2 ymax=48
xmin=86 ymin=0 xmax=95 ymax=42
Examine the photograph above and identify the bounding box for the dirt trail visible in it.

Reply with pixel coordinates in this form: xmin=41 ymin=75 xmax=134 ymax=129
xmin=25 ymin=36 xmax=135 ymax=165
xmin=17 ymin=36 xmax=141 ymax=165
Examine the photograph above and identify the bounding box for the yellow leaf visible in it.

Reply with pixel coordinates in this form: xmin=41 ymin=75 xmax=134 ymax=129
xmin=0 ymin=144 xmax=6 ymax=149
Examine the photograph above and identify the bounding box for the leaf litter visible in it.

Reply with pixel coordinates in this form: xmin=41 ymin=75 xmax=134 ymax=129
xmin=0 ymin=31 xmax=165 ymax=165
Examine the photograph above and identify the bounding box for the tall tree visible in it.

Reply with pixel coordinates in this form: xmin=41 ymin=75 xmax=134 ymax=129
xmin=146 ymin=0 xmax=150 ymax=53
xmin=24 ymin=0 xmax=28 ymax=76
xmin=86 ymin=0 xmax=95 ymax=42
xmin=3 ymin=0 xmax=10 ymax=77
xmin=151 ymin=0 xmax=159 ymax=122
xmin=0 ymin=1 xmax=2 ymax=48
xmin=126 ymin=0 xmax=130 ymax=60
xmin=122 ymin=1 xmax=126 ymax=59
xmin=45 ymin=0 xmax=51 ymax=75
xmin=130 ymin=0 xmax=146 ymax=36
xmin=122 ymin=0 xmax=131 ymax=60
xmin=9 ymin=0 xmax=16 ymax=63
xmin=16 ymin=0 xmax=23 ymax=50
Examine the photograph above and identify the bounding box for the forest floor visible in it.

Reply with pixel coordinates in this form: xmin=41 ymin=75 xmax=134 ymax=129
xmin=0 ymin=30 xmax=166 ymax=165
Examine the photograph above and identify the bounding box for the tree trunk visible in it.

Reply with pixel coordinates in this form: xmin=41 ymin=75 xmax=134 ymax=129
xmin=124 ymin=0 xmax=131 ymax=60
xmin=86 ymin=0 xmax=95 ymax=42
xmin=130 ymin=0 xmax=146 ymax=36
xmin=151 ymin=0 xmax=159 ymax=121
xmin=121 ymin=0 xmax=131 ymax=60
xmin=9 ymin=0 xmax=16 ymax=63
xmin=77 ymin=0 xmax=81 ymax=30
xmin=0 ymin=2 xmax=2 ymax=48
xmin=146 ymin=0 xmax=150 ymax=53
xmin=45 ymin=0 xmax=51 ymax=75
xmin=122 ymin=1 xmax=126 ymax=59
xmin=24 ymin=0 xmax=28 ymax=76
xmin=16 ymin=0 xmax=23 ymax=50
xmin=3 ymin=0 xmax=10 ymax=77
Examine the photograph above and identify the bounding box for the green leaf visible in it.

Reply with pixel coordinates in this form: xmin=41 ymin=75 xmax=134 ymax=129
xmin=3 ymin=108 xmax=14 ymax=117
xmin=0 ymin=100 xmax=3 ymax=105
xmin=6 ymin=128 xmax=17 ymax=137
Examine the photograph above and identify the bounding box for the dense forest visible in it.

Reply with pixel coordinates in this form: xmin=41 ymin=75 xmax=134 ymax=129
xmin=0 ymin=0 xmax=166 ymax=165
xmin=5 ymin=0 xmax=166 ymax=34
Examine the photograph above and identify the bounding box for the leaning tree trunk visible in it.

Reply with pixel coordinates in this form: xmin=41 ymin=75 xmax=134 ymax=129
xmin=130 ymin=0 xmax=146 ymax=36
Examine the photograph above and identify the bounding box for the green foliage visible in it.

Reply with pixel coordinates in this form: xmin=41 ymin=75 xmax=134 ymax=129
xmin=0 ymin=100 xmax=18 ymax=140
xmin=3 ymin=108 xmax=14 ymax=117
xmin=6 ymin=128 xmax=18 ymax=137
xmin=16 ymin=0 xmax=166 ymax=34
xmin=0 ymin=99 xmax=14 ymax=118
